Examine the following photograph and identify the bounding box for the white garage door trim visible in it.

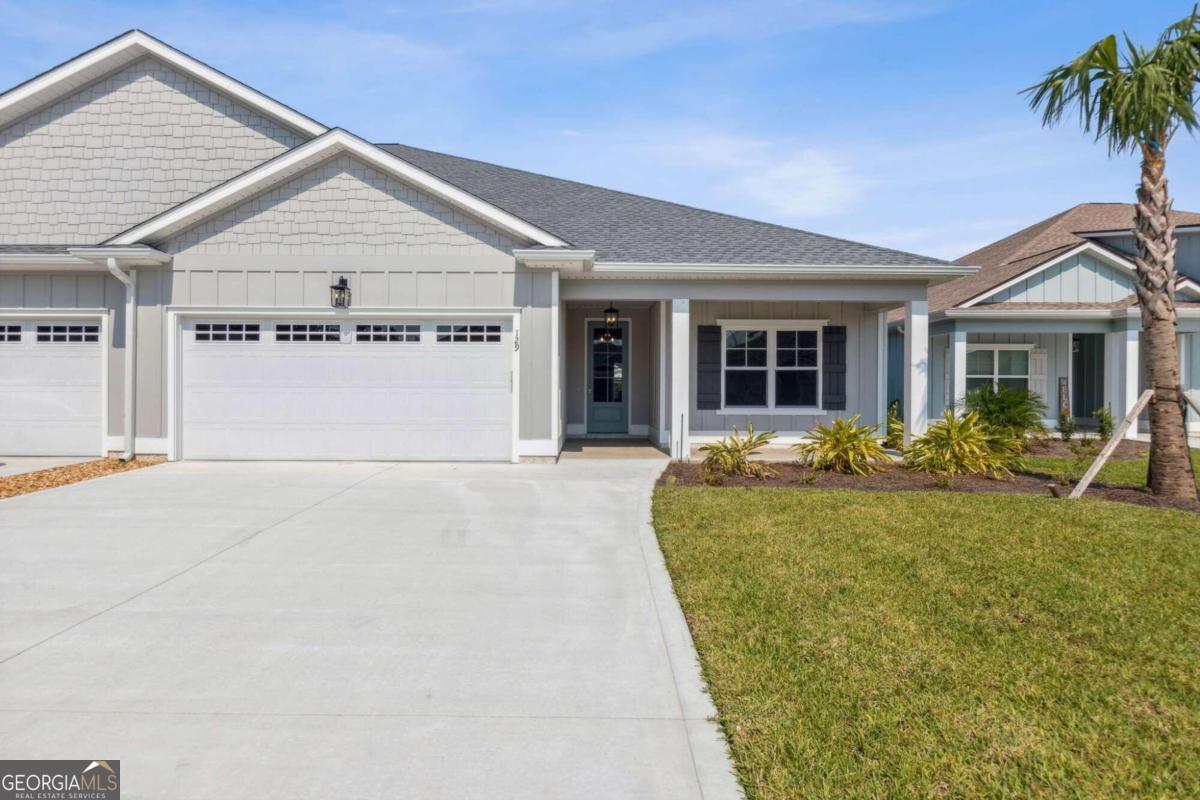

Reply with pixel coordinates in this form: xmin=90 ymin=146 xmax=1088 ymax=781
xmin=0 ymin=308 xmax=110 ymax=457
xmin=166 ymin=307 xmax=522 ymax=463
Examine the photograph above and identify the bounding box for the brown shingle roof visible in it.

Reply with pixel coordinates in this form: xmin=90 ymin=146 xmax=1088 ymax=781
xmin=928 ymin=203 xmax=1200 ymax=313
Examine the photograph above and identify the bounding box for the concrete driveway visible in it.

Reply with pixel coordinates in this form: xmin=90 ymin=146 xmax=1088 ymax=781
xmin=0 ymin=460 xmax=740 ymax=800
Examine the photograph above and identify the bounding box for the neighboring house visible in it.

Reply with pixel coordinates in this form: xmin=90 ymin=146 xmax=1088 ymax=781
xmin=887 ymin=203 xmax=1200 ymax=435
xmin=0 ymin=31 xmax=970 ymax=462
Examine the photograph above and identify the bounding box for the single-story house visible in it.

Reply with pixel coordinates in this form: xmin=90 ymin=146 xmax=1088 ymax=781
xmin=0 ymin=31 xmax=972 ymax=463
xmin=888 ymin=203 xmax=1200 ymax=436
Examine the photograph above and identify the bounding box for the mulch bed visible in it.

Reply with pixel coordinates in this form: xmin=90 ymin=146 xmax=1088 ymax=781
xmin=1023 ymin=438 xmax=1148 ymax=459
xmin=0 ymin=456 xmax=165 ymax=501
xmin=658 ymin=461 xmax=1200 ymax=514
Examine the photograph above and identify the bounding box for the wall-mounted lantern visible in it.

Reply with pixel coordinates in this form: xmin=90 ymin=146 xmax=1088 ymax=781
xmin=603 ymin=303 xmax=619 ymax=326
xmin=330 ymin=276 xmax=351 ymax=308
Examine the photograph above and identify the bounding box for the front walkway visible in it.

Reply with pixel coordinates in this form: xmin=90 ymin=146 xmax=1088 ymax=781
xmin=0 ymin=460 xmax=740 ymax=799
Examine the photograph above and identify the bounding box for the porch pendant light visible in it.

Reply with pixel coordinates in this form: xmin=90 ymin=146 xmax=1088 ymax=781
xmin=330 ymin=276 xmax=351 ymax=308
xmin=603 ymin=303 xmax=619 ymax=326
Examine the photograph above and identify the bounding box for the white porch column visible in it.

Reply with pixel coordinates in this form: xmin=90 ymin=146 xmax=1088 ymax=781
xmin=658 ymin=300 xmax=669 ymax=444
xmin=902 ymin=299 xmax=929 ymax=443
xmin=1106 ymin=327 xmax=1140 ymax=438
xmin=875 ymin=310 xmax=888 ymax=427
xmin=948 ymin=328 xmax=967 ymax=414
xmin=670 ymin=298 xmax=690 ymax=460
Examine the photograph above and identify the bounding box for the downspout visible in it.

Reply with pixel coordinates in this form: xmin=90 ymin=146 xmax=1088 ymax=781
xmin=106 ymin=258 xmax=137 ymax=461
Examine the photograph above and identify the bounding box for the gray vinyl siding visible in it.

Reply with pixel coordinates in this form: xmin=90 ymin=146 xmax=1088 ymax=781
xmin=0 ymin=56 xmax=305 ymax=243
xmin=1091 ymin=232 xmax=1200 ymax=282
xmin=688 ymin=301 xmax=883 ymax=434
xmin=1186 ymin=332 xmax=1200 ymax=430
xmin=982 ymin=252 xmax=1133 ymax=304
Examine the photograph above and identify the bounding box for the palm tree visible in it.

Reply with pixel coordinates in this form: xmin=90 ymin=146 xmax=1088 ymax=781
xmin=1024 ymin=8 xmax=1200 ymax=501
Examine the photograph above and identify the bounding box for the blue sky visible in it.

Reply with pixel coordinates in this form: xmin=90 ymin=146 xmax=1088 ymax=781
xmin=1 ymin=0 xmax=1197 ymax=259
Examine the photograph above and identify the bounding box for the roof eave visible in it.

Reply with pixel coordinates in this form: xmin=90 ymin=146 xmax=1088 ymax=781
xmin=0 ymin=30 xmax=327 ymax=137
xmin=587 ymin=262 xmax=976 ymax=281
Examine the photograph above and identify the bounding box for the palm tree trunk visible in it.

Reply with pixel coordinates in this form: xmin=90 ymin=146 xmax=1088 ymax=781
xmin=1134 ymin=144 xmax=1197 ymax=500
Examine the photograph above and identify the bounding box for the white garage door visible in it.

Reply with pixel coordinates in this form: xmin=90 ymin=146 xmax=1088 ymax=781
xmin=0 ymin=321 xmax=103 ymax=456
xmin=180 ymin=319 xmax=513 ymax=461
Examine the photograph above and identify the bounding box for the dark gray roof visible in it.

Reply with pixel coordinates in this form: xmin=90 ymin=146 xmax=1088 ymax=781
xmin=0 ymin=244 xmax=79 ymax=253
xmin=378 ymin=143 xmax=945 ymax=267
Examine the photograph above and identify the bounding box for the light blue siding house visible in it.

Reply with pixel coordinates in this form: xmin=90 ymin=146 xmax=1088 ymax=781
xmin=889 ymin=204 xmax=1200 ymax=436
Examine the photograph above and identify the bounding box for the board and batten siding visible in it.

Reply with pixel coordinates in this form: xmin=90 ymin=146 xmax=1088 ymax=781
xmin=688 ymin=301 xmax=883 ymax=434
xmin=0 ymin=56 xmax=306 ymax=243
xmin=1093 ymin=232 xmax=1200 ymax=283
xmin=981 ymin=252 xmax=1133 ymax=305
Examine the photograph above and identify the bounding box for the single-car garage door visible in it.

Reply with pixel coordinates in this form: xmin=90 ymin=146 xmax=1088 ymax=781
xmin=0 ymin=320 xmax=103 ymax=456
xmin=180 ymin=318 xmax=513 ymax=461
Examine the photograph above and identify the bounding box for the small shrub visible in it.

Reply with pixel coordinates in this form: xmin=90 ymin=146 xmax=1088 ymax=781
xmin=698 ymin=424 xmax=777 ymax=483
xmin=884 ymin=400 xmax=904 ymax=450
xmin=903 ymin=410 xmax=1023 ymax=479
xmin=801 ymin=473 xmax=818 ymax=485
xmin=794 ymin=415 xmax=889 ymax=476
xmin=1094 ymin=405 xmax=1115 ymax=441
xmin=1058 ymin=411 xmax=1077 ymax=442
xmin=964 ymin=383 xmax=1046 ymax=443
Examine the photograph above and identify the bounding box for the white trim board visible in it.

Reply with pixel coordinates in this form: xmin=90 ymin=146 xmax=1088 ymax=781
xmin=109 ymin=129 xmax=568 ymax=249
xmin=0 ymin=30 xmax=326 ymax=137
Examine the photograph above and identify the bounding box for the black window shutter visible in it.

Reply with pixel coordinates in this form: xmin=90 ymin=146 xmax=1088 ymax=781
xmin=697 ymin=325 xmax=722 ymax=410
xmin=822 ymin=325 xmax=847 ymax=411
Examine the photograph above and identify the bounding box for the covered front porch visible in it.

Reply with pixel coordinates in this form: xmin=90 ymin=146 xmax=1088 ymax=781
xmin=554 ymin=278 xmax=939 ymax=459
xmin=914 ymin=311 xmax=1200 ymax=437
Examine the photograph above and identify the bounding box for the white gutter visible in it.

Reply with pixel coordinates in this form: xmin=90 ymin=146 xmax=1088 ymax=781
xmin=106 ymin=257 xmax=137 ymax=461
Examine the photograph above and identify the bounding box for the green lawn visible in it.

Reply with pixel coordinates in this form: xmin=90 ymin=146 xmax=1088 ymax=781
xmin=1019 ymin=448 xmax=1200 ymax=489
xmin=653 ymin=488 xmax=1200 ymax=799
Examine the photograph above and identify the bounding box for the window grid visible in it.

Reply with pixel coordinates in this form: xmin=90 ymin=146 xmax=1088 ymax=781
xmin=0 ymin=324 xmax=20 ymax=343
xmin=774 ymin=330 xmax=819 ymax=408
xmin=36 ymin=324 xmax=100 ymax=343
xmin=721 ymin=325 xmax=822 ymax=410
xmin=966 ymin=347 xmax=1030 ymax=392
xmin=723 ymin=329 xmax=769 ymax=408
xmin=276 ymin=323 xmax=341 ymax=343
xmin=195 ymin=323 xmax=261 ymax=342
xmin=436 ymin=323 xmax=501 ymax=343
xmin=355 ymin=323 xmax=421 ymax=343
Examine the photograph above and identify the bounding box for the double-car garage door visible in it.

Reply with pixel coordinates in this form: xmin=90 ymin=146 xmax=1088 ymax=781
xmin=179 ymin=318 xmax=513 ymax=461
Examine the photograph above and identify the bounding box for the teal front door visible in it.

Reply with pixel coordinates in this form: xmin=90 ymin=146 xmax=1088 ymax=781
xmin=587 ymin=321 xmax=629 ymax=433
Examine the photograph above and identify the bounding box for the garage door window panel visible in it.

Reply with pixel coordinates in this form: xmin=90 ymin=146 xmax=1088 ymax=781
xmin=436 ymin=324 xmax=501 ymax=343
xmin=355 ymin=324 xmax=420 ymax=343
xmin=195 ymin=323 xmax=260 ymax=342
xmin=276 ymin=323 xmax=341 ymax=343
xmin=0 ymin=324 xmax=20 ymax=343
xmin=37 ymin=324 xmax=99 ymax=343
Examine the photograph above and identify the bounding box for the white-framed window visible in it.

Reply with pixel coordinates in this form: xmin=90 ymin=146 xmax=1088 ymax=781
xmin=0 ymin=324 xmax=20 ymax=343
xmin=720 ymin=320 xmax=823 ymax=411
xmin=36 ymin=323 xmax=99 ymax=343
xmin=966 ymin=345 xmax=1032 ymax=392
xmin=275 ymin=323 xmax=341 ymax=342
xmin=436 ymin=323 xmax=501 ymax=343
xmin=355 ymin=323 xmax=420 ymax=343
xmin=195 ymin=322 xmax=261 ymax=342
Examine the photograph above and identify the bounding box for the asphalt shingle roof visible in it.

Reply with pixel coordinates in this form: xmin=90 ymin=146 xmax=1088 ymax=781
xmin=378 ymin=143 xmax=945 ymax=267
xmin=930 ymin=203 xmax=1200 ymax=313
